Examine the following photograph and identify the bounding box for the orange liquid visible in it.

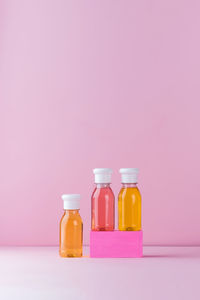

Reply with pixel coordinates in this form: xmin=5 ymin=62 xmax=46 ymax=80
xmin=59 ymin=210 xmax=83 ymax=257
xmin=118 ymin=184 xmax=141 ymax=231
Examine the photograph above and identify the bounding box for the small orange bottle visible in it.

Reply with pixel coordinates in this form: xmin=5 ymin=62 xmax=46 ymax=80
xmin=59 ymin=194 xmax=83 ymax=257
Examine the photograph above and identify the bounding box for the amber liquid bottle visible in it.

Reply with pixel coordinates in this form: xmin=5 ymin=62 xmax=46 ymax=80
xmin=59 ymin=194 xmax=83 ymax=257
xmin=118 ymin=169 xmax=141 ymax=231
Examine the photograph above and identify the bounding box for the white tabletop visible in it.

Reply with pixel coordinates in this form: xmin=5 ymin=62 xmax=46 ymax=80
xmin=0 ymin=246 xmax=200 ymax=300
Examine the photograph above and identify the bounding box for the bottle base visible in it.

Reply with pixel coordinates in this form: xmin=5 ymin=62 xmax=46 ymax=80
xmin=92 ymin=226 xmax=114 ymax=231
xmin=59 ymin=250 xmax=82 ymax=258
xmin=118 ymin=227 xmax=141 ymax=231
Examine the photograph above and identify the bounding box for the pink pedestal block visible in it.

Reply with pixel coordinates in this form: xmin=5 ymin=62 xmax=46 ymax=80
xmin=90 ymin=230 xmax=143 ymax=258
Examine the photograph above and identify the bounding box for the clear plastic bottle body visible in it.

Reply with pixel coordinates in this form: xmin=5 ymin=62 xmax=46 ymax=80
xmin=59 ymin=209 xmax=83 ymax=257
xmin=91 ymin=183 xmax=115 ymax=231
xmin=118 ymin=183 xmax=141 ymax=231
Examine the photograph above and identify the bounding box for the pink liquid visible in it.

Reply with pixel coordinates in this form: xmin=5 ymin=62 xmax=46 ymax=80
xmin=91 ymin=184 xmax=115 ymax=231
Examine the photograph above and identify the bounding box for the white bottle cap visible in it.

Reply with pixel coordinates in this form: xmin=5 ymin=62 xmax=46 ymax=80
xmin=61 ymin=194 xmax=80 ymax=210
xmin=119 ymin=168 xmax=139 ymax=183
xmin=93 ymin=168 xmax=113 ymax=183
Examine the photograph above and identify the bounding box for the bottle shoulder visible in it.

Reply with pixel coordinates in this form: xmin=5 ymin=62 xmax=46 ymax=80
xmin=91 ymin=186 xmax=114 ymax=199
xmin=60 ymin=212 xmax=82 ymax=225
xmin=118 ymin=186 xmax=141 ymax=198
xmin=91 ymin=187 xmax=97 ymax=198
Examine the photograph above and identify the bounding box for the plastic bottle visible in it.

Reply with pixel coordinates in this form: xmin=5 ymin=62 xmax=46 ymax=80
xmin=91 ymin=168 xmax=115 ymax=231
xmin=118 ymin=168 xmax=142 ymax=231
xmin=59 ymin=194 xmax=83 ymax=257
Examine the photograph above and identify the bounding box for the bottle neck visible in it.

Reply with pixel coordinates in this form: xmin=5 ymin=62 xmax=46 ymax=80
xmin=122 ymin=183 xmax=137 ymax=188
xmin=64 ymin=209 xmax=79 ymax=215
xmin=96 ymin=183 xmax=111 ymax=188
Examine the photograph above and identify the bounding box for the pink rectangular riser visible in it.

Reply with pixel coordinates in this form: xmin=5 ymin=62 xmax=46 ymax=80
xmin=90 ymin=230 xmax=143 ymax=258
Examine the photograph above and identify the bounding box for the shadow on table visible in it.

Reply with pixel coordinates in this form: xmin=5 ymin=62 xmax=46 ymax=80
xmin=143 ymin=252 xmax=200 ymax=259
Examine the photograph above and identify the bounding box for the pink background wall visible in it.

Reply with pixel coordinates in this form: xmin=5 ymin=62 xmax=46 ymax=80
xmin=1 ymin=0 xmax=200 ymax=246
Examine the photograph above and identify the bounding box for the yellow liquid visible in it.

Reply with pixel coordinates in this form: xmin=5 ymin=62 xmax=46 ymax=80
xmin=59 ymin=210 xmax=83 ymax=257
xmin=118 ymin=185 xmax=141 ymax=231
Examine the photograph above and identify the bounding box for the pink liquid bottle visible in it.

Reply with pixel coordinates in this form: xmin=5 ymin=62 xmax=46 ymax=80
xmin=91 ymin=168 xmax=115 ymax=231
